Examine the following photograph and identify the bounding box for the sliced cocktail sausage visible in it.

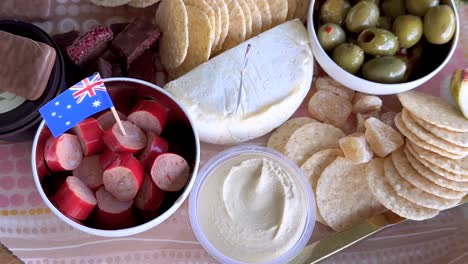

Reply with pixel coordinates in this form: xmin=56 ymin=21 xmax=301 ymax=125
xmin=36 ymin=127 xmax=52 ymax=180
xmin=151 ymin=153 xmax=190 ymax=192
xmin=54 ymin=176 xmax=97 ymax=220
xmin=103 ymin=153 xmax=144 ymax=201
xmin=103 ymin=120 xmax=147 ymax=153
xmin=127 ymin=100 xmax=168 ymax=135
xmin=72 ymin=118 xmax=105 ymax=156
xmin=137 ymin=131 xmax=169 ymax=171
xmin=94 ymin=186 xmax=135 ymax=229
xmin=72 ymin=155 xmax=103 ymax=190
xmin=99 ymin=148 xmax=119 ymax=170
xmin=135 ymin=174 xmax=165 ymax=211
xmin=44 ymin=133 xmax=83 ymax=171
xmin=97 ymin=110 xmax=127 ymax=131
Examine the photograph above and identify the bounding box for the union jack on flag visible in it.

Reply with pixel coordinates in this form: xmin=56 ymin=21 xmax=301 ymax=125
xmin=70 ymin=73 xmax=107 ymax=104
xmin=39 ymin=73 xmax=114 ymax=137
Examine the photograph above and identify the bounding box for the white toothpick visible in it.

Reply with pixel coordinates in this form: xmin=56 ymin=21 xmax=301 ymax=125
xmin=110 ymin=106 xmax=126 ymax=135
xmin=236 ymin=44 xmax=252 ymax=113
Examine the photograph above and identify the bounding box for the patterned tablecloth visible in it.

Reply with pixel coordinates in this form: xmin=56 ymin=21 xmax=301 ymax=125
xmin=1 ymin=1 xmax=467 ymax=263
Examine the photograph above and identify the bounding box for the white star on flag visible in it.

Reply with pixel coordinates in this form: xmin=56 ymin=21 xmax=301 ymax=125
xmin=92 ymin=100 xmax=101 ymax=108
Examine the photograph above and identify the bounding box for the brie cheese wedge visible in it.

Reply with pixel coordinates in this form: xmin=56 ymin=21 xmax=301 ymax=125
xmin=165 ymin=20 xmax=314 ymax=144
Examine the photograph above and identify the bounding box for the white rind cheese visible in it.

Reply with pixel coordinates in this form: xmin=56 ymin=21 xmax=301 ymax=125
xmin=165 ymin=20 xmax=314 ymax=144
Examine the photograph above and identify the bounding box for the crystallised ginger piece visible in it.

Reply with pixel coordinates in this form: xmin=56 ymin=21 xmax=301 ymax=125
xmin=352 ymin=93 xmax=383 ymax=114
xmin=315 ymin=76 xmax=355 ymax=101
xmin=365 ymin=117 xmax=404 ymax=157
xmin=308 ymin=90 xmax=352 ymax=128
xmin=339 ymin=132 xmax=374 ymax=163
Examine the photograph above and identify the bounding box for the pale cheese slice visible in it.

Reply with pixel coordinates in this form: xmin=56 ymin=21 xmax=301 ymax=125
xmin=165 ymin=20 xmax=314 ymax=144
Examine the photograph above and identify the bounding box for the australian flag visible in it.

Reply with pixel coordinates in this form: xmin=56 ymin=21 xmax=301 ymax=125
xmin=39 ymin=73 xmax=113 ymax=137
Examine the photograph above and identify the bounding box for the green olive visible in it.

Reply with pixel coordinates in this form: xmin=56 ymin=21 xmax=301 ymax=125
xmin=357 ymin=28 xmax=399 ymax=56
xmin=354 ymin=0 xmax=380 ymax=4
xmin=332 ymin=43 xmax=365 ymax=74
xmin=393 ymin=15 xmax=423 ymax=48
xmin=362 ymin=56 xmax=407 ymax=83
xmin=320 ymin=0 xmax=351 ymax=25
xmin=381 ymin=0 xmax=406 ymax=20
xmin=424 ymin=5 xmax=456 ymax=44
xmin=406 ymin=0 xmax=440 ymax=16
xmin=318 ymin=23 xmax=347 ymax=51
xmin=395 ymin=42 xmax=424 ymax=79
xmin=378 ymin=16 xmax=392 ymax=31
xmin=345 ymin=2 xmax=380 ymax=33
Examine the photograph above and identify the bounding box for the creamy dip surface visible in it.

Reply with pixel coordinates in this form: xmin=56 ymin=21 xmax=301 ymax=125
xmin=197 ymin=154 xmax=308 ymax=263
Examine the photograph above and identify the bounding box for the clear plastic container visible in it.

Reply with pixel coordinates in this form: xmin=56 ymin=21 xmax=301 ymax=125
xmin=189 ymin=144 xmax=316 ymax=264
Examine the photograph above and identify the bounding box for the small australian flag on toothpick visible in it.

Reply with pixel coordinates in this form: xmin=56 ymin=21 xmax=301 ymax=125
xmin=39 ymin=73 xmax=113 ymax=137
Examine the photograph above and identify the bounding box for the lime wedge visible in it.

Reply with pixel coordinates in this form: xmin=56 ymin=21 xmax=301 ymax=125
xmin=451 ymin=68 xmax=468 ymax=119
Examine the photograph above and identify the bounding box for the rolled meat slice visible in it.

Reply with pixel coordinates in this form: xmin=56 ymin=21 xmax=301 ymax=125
xmin=103 ymin=120 xmax=147 ymax=153
xmin=44 ymin=133 xmax=83 ymax=171
xmin=97 ymin=110 xmax=127 ymax=131
xmin=127 ymin=100 xmax=168 ymax=135
xmin=137 ymin=131 xmax=169 ymax=171
xmin=36 ymin=127 xmax=52 ymax=180
xmin=103 ymin=153 xmax=144 ymax=201
xmin=94 ymin=186 xmax=135 ymax=229
xmin=72 ymin=118 xmax=105 ymax=156
xmin=72 ymin=155 xmax=103 ymax=191
xmin=99 ymin=148 xmax=120 ymax=169
xmin=151 ymin=153 xmax=190 ymax=192
xmin=135 ymin=174 xmax=165 ymax=211
xmin=54 ymin=176 xmax=97 ymax=220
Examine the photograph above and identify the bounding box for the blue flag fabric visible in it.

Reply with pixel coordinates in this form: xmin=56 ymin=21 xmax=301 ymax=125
xmin=39 ymin=73 xmax=113 ymax=138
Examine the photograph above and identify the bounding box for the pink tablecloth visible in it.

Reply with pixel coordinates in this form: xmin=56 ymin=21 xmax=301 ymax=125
xmin=1 ymin=1 xmax=467 ymax=263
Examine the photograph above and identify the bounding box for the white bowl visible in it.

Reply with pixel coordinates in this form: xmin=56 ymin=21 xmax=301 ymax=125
xmin=31 ymin=77 xmax=200 ymax=237
xmin=307 ymin=0 xmax=460 ymax=95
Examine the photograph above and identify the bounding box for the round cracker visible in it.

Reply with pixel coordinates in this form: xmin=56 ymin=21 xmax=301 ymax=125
xmin=168 ymin=6 xmax=213 ymax=78
xmin=401 ymin=109 xmax=468 ymax=155
xmin=89 ymin=0 xmax=130 ymax=6
xmin=128 ymin=0 xmax=160 ymax=8
xmin=394 ymin=113 xmax=464 ymax=159
xmin=404 ymin=148 xmax=468 ymax=191
xmin=156 ymin=0 xmax=189 ymax=69
xmin=206 ymin=0 xmax=222 ymax=53
xmin=256 ymin=0 xmax=273 ymax=31
xmin=316 ymin=157 xmax=384 ymax=231
xmin=244 ymin=0 xmax=262 ymax=36
xmin=294 ymin=0 xmax=311 ymax=22
xmin=391 ymin=147 xmax=466 ymax=199
xmin=185 ymin=0 xmax=216 ymax=51
xmin=398 ymin=91 xmax=468 ymax=132
xmin=267 ymin=117 xmax=318 ymax=153
xmin=222 ymin=0 xmax=246 ymax=51
xmin=286 ymin=0 xmax=297 ymax=20
xmin=384 ymin=157 xmax=460 ymax=210
xmin=406 ymin=143 xmax=468 ymax=182
xmin=268 ymin=0 xmax=288 ymax=27
xmin=300 ymin=149 xmax=342 ymax=225
xmin=238 ymin=0 xmax=252 ymax=39
xmin=408 ymin=141 xmax=468 ymax=175
xmin=411 ymin=113 xmax=468 ymax=147
xmin=285 ymin=123 xmax=345 ymax=165
xmin=366 ymin=158 xmax=439 ymax=221
xmin=213 ymin=0 xmax=230 ymax=54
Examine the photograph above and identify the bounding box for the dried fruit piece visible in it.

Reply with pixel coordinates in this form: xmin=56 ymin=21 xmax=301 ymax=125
xmin=352 ymin=93 xmax=382 ymax=114
xmin=365 ymin=117 xmax=404 ymax=157
xmin=339 ymin=132 xmax=373 ymax=163
xmin=315 ymin=76 xmax=355 ymax=100
xmin=308 ymin=90 xmax=352 ymax=128
xmin=379 ymin=111 xmax=398 ymax=129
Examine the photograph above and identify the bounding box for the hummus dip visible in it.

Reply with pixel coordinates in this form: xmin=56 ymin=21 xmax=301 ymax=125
xmin=197 ymin=154 xmax=309 ymax=263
